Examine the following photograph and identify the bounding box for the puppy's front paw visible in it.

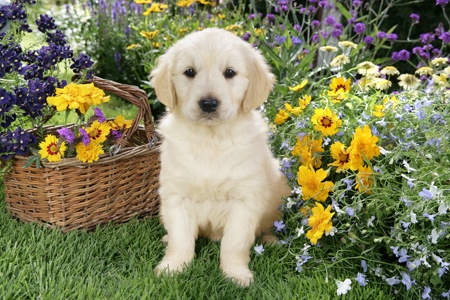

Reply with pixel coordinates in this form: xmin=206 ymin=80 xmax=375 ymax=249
xmin=154 ymin=259 xmax=189 ymax=277
xmin=222 ymin=268 xmax=254 ymax=287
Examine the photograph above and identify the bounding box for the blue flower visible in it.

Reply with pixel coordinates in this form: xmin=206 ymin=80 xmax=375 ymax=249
xmin=422 ymin=286 xmax=431 ymax=299
xmin=355 ymin=272 xmax=367 ymax=286
xmin=361 ymin=260 xmax=367 ymax=272
xmin=398 ymin=248 xmax=411 ymax=263
xmin=423 ymin=213 xmax=436 ymax=222
xmin=346 ymin=207 xmax=354 ymax=216
xmin=419 ymin=188 xmax=433 ymax=200
xmin=254 ymin=244 xmax=264 ymax=256
xmin=404 ymin=104 xmax=413 ymax=112
xmin=343 ymin=179 xmax=353 ymax=190
xmin=401 ymin=272 xmax=415 ymax=290
xmin=386 ymin=276 xmax=401 ymax=285
xmin=400 ymin=196 xmax=412 ymax=206
xmin=274 ymin=220 xmax=285 ymax=232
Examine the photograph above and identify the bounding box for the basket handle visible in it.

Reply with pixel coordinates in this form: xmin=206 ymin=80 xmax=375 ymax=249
xmin=71 ymin=74 xmax=156 ymax=147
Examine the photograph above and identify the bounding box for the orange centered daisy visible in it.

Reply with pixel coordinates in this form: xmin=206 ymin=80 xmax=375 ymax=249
xmin=38 ymin=134 xmax=67 ymax=162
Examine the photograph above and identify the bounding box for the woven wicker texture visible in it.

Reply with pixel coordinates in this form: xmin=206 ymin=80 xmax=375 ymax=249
xmin=3 ymin=76 xmax=161 ymax=232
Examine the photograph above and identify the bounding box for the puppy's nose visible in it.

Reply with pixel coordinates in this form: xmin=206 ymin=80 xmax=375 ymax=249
xmin=199 ymin=99 xmax=219 ymax=113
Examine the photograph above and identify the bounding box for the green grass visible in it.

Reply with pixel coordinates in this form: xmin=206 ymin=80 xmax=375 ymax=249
xmin=0 ymin=195 xmax=399 ymax=300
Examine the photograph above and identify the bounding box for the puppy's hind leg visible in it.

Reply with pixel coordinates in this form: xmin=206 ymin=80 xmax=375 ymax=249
xmin=155 ymin=195 xmax=197 ymax=276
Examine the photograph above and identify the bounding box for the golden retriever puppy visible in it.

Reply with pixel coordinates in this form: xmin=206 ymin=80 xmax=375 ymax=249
xmin=150 ymin=28 xmax=291 ymax=287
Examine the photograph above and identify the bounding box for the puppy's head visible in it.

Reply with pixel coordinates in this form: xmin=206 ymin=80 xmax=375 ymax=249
xmin=150 ymin=28 xmax=275 ymax=124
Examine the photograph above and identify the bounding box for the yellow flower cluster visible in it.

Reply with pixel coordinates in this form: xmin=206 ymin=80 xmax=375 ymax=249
xmin=274 ymin=95 xmax=311 ymax=124
xmin=46 ymin=83 xmax=110 ymax=114
xmin=143 ymin=3 xmax=168 ymax=15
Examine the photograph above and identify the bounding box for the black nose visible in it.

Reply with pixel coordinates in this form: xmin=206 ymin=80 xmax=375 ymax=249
xmin=199 ymin=99 xmax=219 ymax=113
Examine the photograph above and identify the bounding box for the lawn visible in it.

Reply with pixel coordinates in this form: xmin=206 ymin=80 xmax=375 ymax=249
xmin=0 ymin=198 xmax=400 ymax=300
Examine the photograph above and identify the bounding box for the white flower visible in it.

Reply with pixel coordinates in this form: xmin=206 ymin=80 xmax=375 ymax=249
xmin=367 ymin=216 xmax=375 ymax=227
xmin=403 ymin=160 xmax=416 ymax=172
xmin=286 ymin=197 xmax=296 ymax=209
xmin=379 ymin=147 xmax=392 ymax=155
xmin=296 ymin=226 xmax=305 ymax=237
xmin=325 ymin=227 xmax=337 ymax=236
xmin=292 ymin=186 xmax=303 ymax=195
xmin=336 ymin=279 xmax=352 ymax=295
xmin=438 ymin=202 xmax=448 ymax=215
xmin=430 ymin=229 xmax=439 ymax=244
xmin=410 ymin=212 xmax=417 ymax=224
xmin=421 ymin=255 xmax=431 ymax=268
xmin=401 ymin=174 xmax=415 ymax=181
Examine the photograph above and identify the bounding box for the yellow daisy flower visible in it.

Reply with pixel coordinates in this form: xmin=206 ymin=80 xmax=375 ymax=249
xmin=196 ymin=0 xmax=216 ymax=5
xmin=319 ymin=45 xmax=338 ymax=52
xmin=135 ymin=0 xmax=152 ymax=3
xmin=75 ymin=141 xmax=104 ymax=163
xmin=143 ymin=3 xmax=168 ymax=15
xmin=347 ymin=125 xmax=380 ymax=171
xmin=431 ymin=57 xmax=449 ymax=66
xmin=109 ymin=115 xmax=134 ymax=131
xmin=176 ymin=0 xmax=194 ymax=7
xmin=330 ymin=55 xmax=350 ymax=68
xmin=289 ymin=79 xmax=308 ymax=91
xmin=179 ymin=27 xmax=189 ymax=35
xmin=329 ymin=141 xmax=351 ymax=172
xmin=299 ymin=95 xmax=312 ymax=109
xmin=380 ymin=66 xmax=400 ymax=76
xmin=372 ymin=104 xmax=386 ymax=118
xmin=355 ymin=165 xmax=374 ymax=194
xmin=398 ymin=74 xmax=421 ymax=91
xmin=311 ymin=107 xmax=342 ymax=136
xmin=218 ymin=13 xmax=226 ymax=19
xmin=356 ymin=61 xmax=379 ymax=76
xmin=292 ymin=135 xmax=324 ymax=169
xmin=46 ymin=82 xmax=87 ymax=113
xmin=284 ymin=103 xmax=302 ymax=116
xmin=126 ymin=44 xmax=141 ymax=50
xmin=297 ymin=166 xmax=334 ymax=202
xmin=140 ymin=30 xmax=160 ymax=40
xmin=328 ymin=77 xmax=351 ymax=103
xmin=274 ymin=109 xmax=290 ymax=125
xmin=415 ymin=67 xmax=434 ymax=76
xmin=338 ymin=41 xmax=357 ymax=49
xmin=306 ymin=202 xmax=335 ymax=245
xmin=83 ymin=121 xmax=111 ymax=144
xmin=38 ymin=134 xmax=67 ymax=163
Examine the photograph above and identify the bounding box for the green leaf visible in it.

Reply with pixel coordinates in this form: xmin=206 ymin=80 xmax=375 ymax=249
xmin=335 ymin=3 xmax=352 ymax=21
xmin=22 ymin=155 xmax=39 ymax=169
xmin=373 ymin=57 xmax=392 ymax=65
xmin=64 ymin=109 xmax=71 ymax=126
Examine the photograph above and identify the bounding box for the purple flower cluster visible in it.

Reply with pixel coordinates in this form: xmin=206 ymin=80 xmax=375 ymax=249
xmin=274 ymin=0 xmax=290 ymax=13
xmin=0 ymin=127 xmax=37 ymax=160
xmin=0 ymin=2 xmax=32 ymax=32
xmin=35 ymin=14 xmax=57 ymax=33
xmin=392 ymin=50 xmax=411 ymax=61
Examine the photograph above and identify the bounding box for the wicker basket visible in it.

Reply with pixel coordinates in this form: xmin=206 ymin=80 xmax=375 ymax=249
xmin=2 ymin=76 xmax=161 ymax=232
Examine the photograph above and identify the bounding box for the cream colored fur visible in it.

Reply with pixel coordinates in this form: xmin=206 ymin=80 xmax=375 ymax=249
xmin=150 ymin=28 xmax=291 ymax=287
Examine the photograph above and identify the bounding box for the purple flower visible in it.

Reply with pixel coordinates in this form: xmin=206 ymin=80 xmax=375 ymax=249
xmin=94 ymin=107 xmax=106 ymax=123
xmin=398 ymin=248 xmax=411 ymax=263
xmin=423 ymin=213 xmax=436 ymax=222
xmin=56 ymin=127 xmax=76 ymax=144
xmin=125 ymin=25 xmax=131 ymax=38
xmin=248 ymin=13 xmax=256 ymax=20
xmin=35 ymin=14 xmax=57 ymax=33
xmin=436 ymin=0 xmax=449 ymax=5
xmin=353 ymin=0 xmax=362 ymax=7
xmin=114 ymin=51 xmax=121 ymax=71
xmin=392 ymin=51 xmax=400 ymax=61
xmin=275 ymin=35 xmax=286 ymax=44
xmin=111 ymin=130 xmax=122 ymax=140
xmin=364 ymin=36 xmax=375 ymax=44
xmin=334 ymin=23 xmax=343 ymax=30
xmin=355 ymin=272 xmax=367 ymax=286
xmin=274 ymin=220 xmax=285 ymax=232
xmin=331 ymin=29 xmax=342 ymax=38
xmin=79 ymin=128 xmax=91 ymax=146
xmin=293 ymin=24 xmax=301 ymax=32
xmin=387 ymin=33 xmax=398 ymax=41
xmin=354 ymin=22 xmax=365 ymax=34
xmin=420 ymin=33 xmax=435 ymax=44
xmin=377 ymin=31 xmax=387 ymax=39
xmin=266 ymin=14 xmax=275 ymax=20
xmin=398 ymin=49 xmax=410 ymax=61
xmin=402 ymin=272 xmax=415 ymax=290
xmin=242 ymin=32 xmax=251 ymax=41
xmin=312 ymin=20 xmax=320 ymax=28
xmin=422 ymin=287 xmax=431 ymax=299
xmin=292 ymin=36 xmax=302 ymax=46
xmin=410 ymin=13 xmax=420 ymax=24
xmin=324 ymin=15 xmax=336 ymax=26
xmin=439 ymin=32 xmax=450 ymax=44
xmin=319 ymin=0 xmax=331 ymax=8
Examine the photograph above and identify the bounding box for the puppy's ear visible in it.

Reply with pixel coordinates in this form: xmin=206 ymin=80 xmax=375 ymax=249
xmin=242 ymin=49 xmax=276 ymax=113
xmin=150 ymin=51 xmax=177 ymax=111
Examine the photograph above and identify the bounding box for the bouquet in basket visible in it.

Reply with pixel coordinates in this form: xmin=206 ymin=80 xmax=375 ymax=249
xmin=0 ymin=1 xmax=132 ymax=171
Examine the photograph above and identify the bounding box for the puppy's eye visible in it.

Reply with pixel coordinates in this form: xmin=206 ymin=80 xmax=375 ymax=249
xmin=184 ymin=68 xmax=196 ymax=78
xmin=224 ymin=68 xmax=236 ymax=79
